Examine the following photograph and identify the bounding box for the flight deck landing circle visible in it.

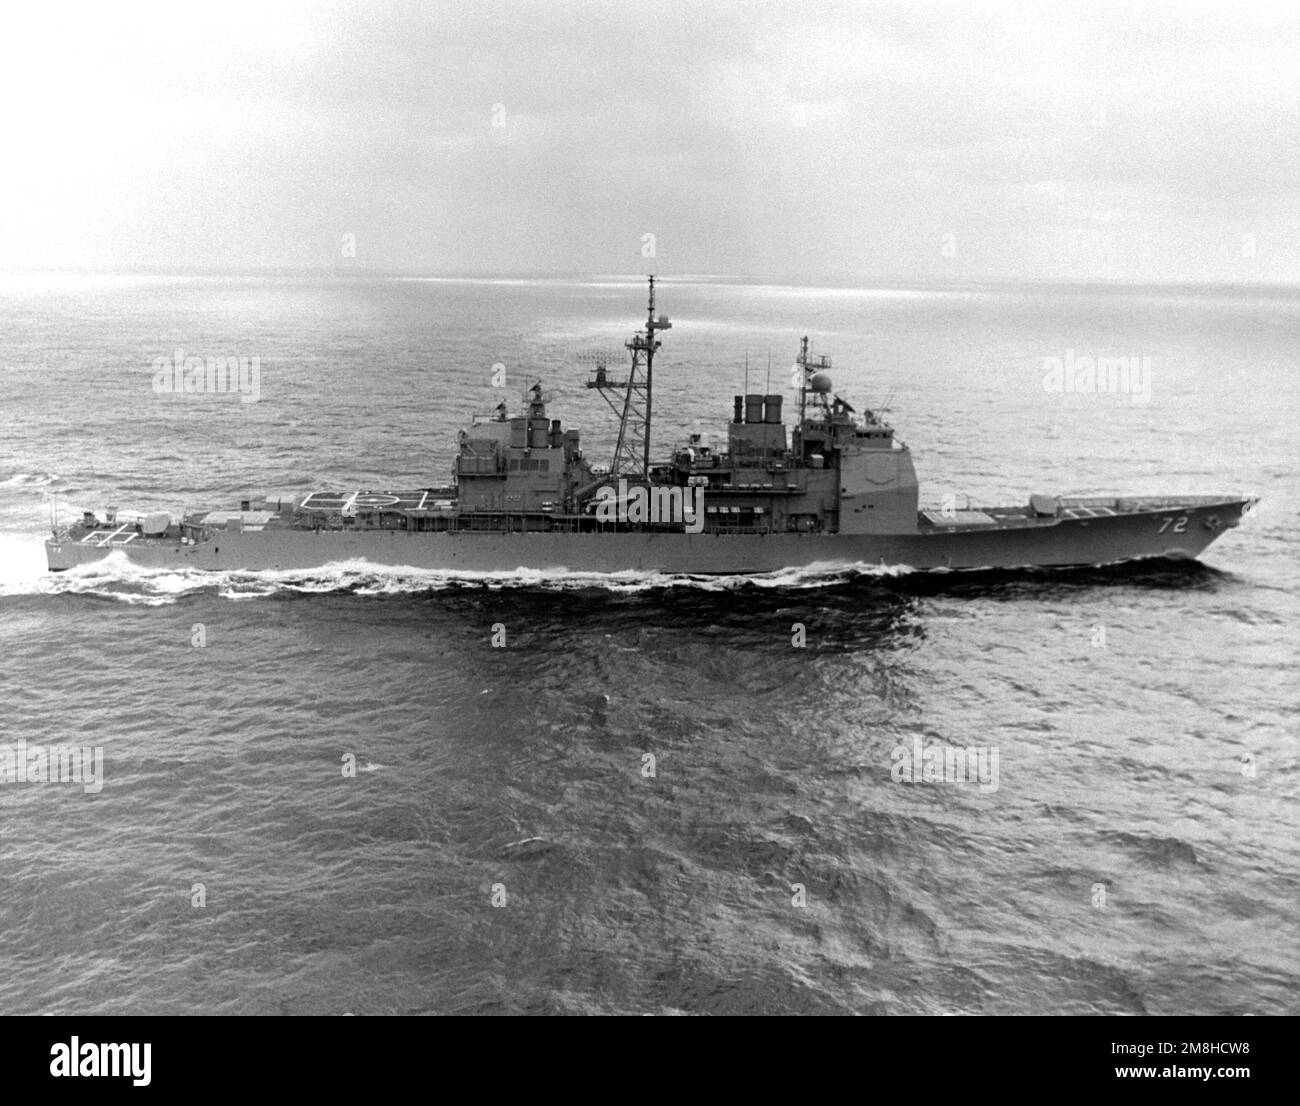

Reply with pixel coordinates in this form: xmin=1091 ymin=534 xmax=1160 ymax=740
xmin=353 ymin=495 xmax=402 ymax=507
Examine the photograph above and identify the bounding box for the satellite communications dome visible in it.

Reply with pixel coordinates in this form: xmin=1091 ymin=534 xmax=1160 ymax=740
xmin=809 ymin=372 xmax=833 ymax=394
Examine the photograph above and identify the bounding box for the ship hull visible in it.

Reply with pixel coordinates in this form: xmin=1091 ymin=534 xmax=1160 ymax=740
xmin=46 ymin=497 xmax=1254 ymax=575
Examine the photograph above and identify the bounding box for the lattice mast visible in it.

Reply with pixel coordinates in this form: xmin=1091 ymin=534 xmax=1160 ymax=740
xmin=795 ymin=336 xmax=831 ymax=423
xmin=585 ymin=276 xmax=671 ymax=479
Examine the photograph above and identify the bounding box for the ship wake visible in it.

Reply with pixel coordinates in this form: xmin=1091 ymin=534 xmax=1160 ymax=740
xmin=7 ymin=548 xmax=917 ymax=604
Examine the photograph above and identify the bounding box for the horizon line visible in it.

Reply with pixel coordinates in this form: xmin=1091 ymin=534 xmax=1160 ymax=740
xmin=0 ymin=267 xmax=1296 ymax=292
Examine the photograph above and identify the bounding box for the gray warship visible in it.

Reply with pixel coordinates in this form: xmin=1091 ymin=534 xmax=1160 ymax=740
xmin=46 ymin=278 xmax=1255 ymax=576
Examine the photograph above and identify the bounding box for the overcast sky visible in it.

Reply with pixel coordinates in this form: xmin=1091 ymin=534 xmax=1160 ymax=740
xmin=2 ymin=0 xmax=1296 ymax=282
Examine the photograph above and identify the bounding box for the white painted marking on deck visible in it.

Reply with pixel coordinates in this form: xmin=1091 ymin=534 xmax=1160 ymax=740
xmin=97 ymin=523 xmax=132 ymax=546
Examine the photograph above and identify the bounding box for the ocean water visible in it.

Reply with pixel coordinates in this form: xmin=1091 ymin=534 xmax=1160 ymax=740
xmin=0 ymin=275 xmax=1295 ymax=1015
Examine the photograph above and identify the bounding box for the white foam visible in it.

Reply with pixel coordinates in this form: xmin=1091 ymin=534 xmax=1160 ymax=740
xmin=2 ymin=545 xmax=916 ymax=604
xmin=0 ymin=472 xmax=62 ymax=488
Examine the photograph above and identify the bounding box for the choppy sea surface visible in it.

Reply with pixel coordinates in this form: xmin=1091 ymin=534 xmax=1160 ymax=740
xmin=0 ymin=274 xmax=1296 ymax=1015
